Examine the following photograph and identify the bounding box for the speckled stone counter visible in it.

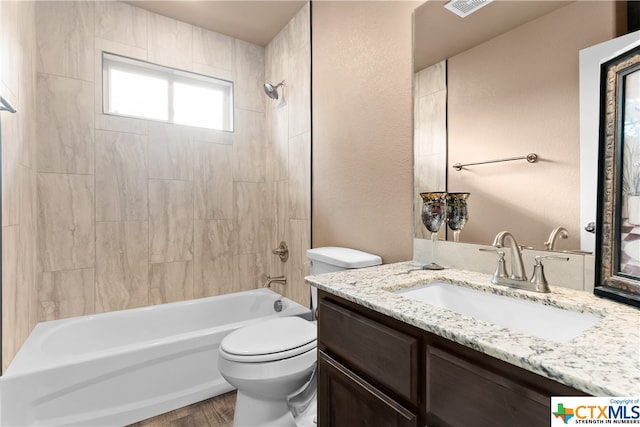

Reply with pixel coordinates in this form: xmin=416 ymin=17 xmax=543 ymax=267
xmin=305 ymin=262 xmax=640 ymax=397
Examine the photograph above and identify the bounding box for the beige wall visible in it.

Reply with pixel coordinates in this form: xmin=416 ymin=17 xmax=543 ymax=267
xmin=1 ymin=1 xmax=38 ymax=372
xmin=446 ymin=1 xmax=617 ymax=250
xmin=311 ymin=1 xmax=418 ymax=263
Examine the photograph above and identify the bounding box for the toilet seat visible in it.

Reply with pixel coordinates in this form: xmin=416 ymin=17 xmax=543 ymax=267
xmin=219 ymin=341 xmax=316 ymax=363
xmin=220 ymin=317 xmax=317 ymax=363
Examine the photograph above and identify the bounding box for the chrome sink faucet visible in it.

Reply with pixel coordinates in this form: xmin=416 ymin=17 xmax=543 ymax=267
xmin=492 ymin=231 xmax=527 ymax=280
xmin=482 ymin=231 xmax=569 ymax=293
xmin=544 ymin=226 xmax=568 ymax=251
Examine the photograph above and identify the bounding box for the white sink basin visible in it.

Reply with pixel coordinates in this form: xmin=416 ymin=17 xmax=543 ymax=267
xmin=394 ymin=282 xmax=601 ymax=343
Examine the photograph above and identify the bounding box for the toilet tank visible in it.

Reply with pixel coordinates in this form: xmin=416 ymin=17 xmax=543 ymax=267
xmin=306 ymin=247 xmax=382 ymax=318
xmin=307 ymin=247 xmax=382 ymax=275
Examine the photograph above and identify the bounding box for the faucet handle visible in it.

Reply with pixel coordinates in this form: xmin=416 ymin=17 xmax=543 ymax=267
xmin=529 ymin=255 xmax=569 ymax=293
xmin=271 ymin=241 xmax=289 ymax=262
xmin=479 ymin=247 xmax=500 ymax=254
xmin=493 ymin=251 xmax=508 ymax=281
xmin=534 ymin=255 xmax=570 ymax=264
xmin=479 ymin=248 xmax=509 ymax=281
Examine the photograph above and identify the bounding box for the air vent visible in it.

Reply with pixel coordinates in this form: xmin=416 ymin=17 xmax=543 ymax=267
xmin=444 ymin=0 xmax=494 ymax=18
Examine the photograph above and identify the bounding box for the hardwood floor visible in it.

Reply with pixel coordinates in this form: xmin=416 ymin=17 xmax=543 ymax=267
xmin=128 ymin=391 xmax=236 ymax=427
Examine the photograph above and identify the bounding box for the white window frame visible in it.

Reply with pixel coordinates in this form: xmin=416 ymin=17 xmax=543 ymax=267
xmin=102 ymin=52 xmax=234 ymax=131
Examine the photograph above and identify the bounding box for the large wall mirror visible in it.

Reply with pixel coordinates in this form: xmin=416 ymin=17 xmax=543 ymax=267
xmin=413 ymin=0 xmax=628 ymax=252
xmin=595 ymin=41 xmax=640 ymax=307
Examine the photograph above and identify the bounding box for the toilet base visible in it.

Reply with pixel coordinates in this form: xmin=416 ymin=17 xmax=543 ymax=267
xmin=233 ymin=390 xmax=297 ymax=427
xmin=293 ymin=396 xmax=317 ymax=427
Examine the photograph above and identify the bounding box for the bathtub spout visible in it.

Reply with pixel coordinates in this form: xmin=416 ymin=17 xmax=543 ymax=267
xmin=263 ymin=275 xmax=286 ymax=287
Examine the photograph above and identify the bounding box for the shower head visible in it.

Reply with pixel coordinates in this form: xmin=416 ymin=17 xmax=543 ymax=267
xmin=264 ymin=80 xmax=285 ymax=100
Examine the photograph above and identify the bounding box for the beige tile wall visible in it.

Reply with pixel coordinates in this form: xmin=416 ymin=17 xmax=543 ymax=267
xmin=414 ymin=62 xmax=447 ymax=240
xmin=1 ymin=0 xmax=310 ymax=370
xmin=1 ymin=0 xmax=38 ymax=372
xmin=29 ymin=0 xmax=310 ymax=334
xmin=264 ymin=3 xmax=311 ymax=307
xmin=33 ymin=0 xmax=270 ymax=323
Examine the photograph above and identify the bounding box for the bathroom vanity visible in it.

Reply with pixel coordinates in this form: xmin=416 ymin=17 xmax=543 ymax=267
xmin=308 ymin=263 xmax=640 ymax=427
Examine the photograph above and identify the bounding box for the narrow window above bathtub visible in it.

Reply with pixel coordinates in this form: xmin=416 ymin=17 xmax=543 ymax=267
xmin=102 ymin=52 xmax=234 ymax=131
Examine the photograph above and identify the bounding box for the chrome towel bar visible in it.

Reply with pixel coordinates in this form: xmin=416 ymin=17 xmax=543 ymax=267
xmin=452 ymin=153 xmax=538 ymax=171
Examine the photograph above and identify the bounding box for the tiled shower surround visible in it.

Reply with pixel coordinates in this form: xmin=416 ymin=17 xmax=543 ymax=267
xmin=1 ymin=1 xmax=310 ymax=370
xmin=1 ymin=0 xmax=38 ymax=372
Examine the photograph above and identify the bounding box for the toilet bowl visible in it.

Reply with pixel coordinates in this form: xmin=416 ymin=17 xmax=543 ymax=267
xmin=218 ymin=247 xmax=382 ymax=427
xmin=218 ymin=316 xmax=317 ymax=427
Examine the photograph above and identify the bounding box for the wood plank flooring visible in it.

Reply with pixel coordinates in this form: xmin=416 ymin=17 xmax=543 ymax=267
xmin=128 ymin=391 xmax=236 ymax=427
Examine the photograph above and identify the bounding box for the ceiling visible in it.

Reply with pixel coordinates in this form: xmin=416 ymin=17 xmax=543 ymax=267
xmin=126 ymin=1 xmax=575 ymax=71
xmin=126 ymin=1 xmax=308 ymax=47
xmin=414 ymin=0 xmax=573 ymax=71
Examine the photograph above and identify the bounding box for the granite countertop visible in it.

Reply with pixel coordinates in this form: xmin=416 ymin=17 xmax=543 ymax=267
xmin=305 ymin=261 xmax=640 ymax=397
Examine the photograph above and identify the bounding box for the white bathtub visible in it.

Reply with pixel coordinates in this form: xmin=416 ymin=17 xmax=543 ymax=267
xmin=0 ymin=289 xmax=311 ymax=426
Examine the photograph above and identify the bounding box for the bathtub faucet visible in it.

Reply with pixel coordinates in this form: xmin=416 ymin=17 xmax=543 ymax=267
xmin=263 ymin=275 xmax=287 ymax=288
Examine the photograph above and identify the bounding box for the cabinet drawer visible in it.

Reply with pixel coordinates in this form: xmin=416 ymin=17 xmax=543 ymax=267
xmin=426 ymin=345 xmax=549 ymax=427
xmin=318 ymin=351 xmax=418 ymax=427
xmin=319 ymin=298 xmax=419 ymax=403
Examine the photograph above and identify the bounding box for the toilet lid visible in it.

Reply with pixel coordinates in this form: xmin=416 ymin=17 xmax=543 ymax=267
xmin=220 ymin=317 xmax=317 ymax=361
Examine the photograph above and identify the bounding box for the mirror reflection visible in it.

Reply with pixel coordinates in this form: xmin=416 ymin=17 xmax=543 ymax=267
xmin=413 ymin=0 xmax=627 ymax=252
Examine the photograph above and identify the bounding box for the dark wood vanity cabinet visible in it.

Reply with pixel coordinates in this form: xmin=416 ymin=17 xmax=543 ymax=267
xmin=318 ymin=353 xmax=418 ymax=427
xmin=424 ymin=343 xmax=587 ymax=427
xmin=317 ymin=290 xmax=587 ymax=427
xmin=318 ymin=296 xmax=420 ymax=427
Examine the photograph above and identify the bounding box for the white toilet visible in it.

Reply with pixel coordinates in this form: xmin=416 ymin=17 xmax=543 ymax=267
xmin=218 ymin=247 xmax=382 ymax=427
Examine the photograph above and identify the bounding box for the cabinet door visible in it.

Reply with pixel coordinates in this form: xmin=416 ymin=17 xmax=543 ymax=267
xmin=318 ymin=351 xmax=418 ymax=427
xmin=426 ymin=345 xmax=550 ymax=427
xmin=319 ymin=297 xmax=419 ymax=403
